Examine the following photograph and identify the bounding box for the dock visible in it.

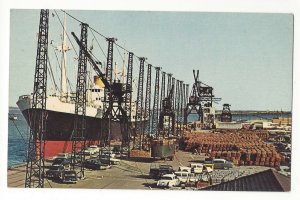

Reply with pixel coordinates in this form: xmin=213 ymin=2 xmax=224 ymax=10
xmin=8 ymin=150 xmax=275 ymax=189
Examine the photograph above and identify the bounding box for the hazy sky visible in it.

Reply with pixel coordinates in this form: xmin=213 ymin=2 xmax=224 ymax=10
xmin=9 ymin=9 xmax=293 ymax=111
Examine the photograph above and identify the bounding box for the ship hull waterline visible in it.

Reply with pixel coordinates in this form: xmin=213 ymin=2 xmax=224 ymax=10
xmin=20 ymin=108 xmax=148 ymax=158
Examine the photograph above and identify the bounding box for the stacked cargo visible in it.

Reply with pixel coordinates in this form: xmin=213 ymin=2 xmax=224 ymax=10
xmin=182 ymin=130 xmax=283 ymax=168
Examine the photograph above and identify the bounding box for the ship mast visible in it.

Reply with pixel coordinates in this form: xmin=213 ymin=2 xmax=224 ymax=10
xmin=122 ymin=50 xmax=126 ymax=83
xmin=60 ymin=12 xmax=70 ymax=101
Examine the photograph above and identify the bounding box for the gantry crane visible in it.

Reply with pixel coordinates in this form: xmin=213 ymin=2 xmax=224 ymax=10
xmin=71 ymin=32 xmax=131 ymax=155
xmin=221 ymin=103 xmax=232 ymax=122
xmin=158 ymin=84 xmax=175 ymax=138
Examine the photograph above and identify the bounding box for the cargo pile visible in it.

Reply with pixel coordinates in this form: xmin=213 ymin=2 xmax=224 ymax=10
xmin=182 ymin=130 xmax=284 ymax=168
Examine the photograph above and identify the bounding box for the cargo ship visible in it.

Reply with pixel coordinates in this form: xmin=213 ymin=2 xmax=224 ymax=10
xmin=16 ymin=14 xmax=147 ymax=158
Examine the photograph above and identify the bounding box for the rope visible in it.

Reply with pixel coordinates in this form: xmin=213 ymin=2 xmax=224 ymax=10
xmin=8 ymin=114 xmax=28 ymax=146
xmin=47 ymin=55 xmax=59 ymax=92
xmin=60 ymin=9 xmax=161 ymax=72
xmin=89 ymin=27 xmax=107 ymax=59
xmin=54 ymin=10 xmax=79 ymax=58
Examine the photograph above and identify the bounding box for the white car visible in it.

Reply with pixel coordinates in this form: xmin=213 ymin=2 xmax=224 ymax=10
xmin=174 ymin=171 xmax=190 ymax=183
xmin=83 ymin=145 xmax=100 ymax=156
xmin=175 ymin=171 xmax=202 ymax=183
xmin=100 ymin=155 xmax=120 ymax=165
xmin=188 ymin=173 xmax=201 ymax=183
xmin=88 ymin=145 xmax=100 ymax=154
xmin=157 ymin=174 xmax=180 ymax=188
xmin=82 ymin=148 xmax=93 ymax=156
xmin=190 ymin=163 xmax=204 ymax=174
xmin=56 ymin=153 xmax=70 ymax=159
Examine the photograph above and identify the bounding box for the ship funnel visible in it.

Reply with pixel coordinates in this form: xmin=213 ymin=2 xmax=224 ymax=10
xmin=94 ymin=76 xmax=104 ymax=88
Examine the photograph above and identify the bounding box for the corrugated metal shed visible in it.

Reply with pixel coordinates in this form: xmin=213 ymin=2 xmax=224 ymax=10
xmin=201 ymin=169 xmax=290 ymax=191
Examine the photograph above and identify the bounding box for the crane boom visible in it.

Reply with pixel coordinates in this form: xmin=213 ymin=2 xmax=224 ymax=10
xmin=71 ymin=32 xmax=111 ymax=91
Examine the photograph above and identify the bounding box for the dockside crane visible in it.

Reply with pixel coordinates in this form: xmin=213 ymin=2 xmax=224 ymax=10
xmin=158 ymin=84 xmax=175 ymax=138
xmin=25 ymin=9 xmax=49 ymax=188
xmin=71 ymin=32 xmax=131 ymax=155
xmin=221 ymin=104 xmax=232 ymax=122
xmin=151 ymin=82 xmax=177 ymax=161
xmin=184 ymin=70 xmax=202 ymax=125
xmin=71 ymin=23 xmax=88 ymax=178
xmin=184 ymin=70 xmax=221 ymax=129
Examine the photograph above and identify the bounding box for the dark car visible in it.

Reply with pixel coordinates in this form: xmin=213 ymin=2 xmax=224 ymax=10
xmin=60 ymin=170 xmax=77 ymax=184
xmin=149 ymin=164 xmax=174 ymax=179
xmin=52 ymin=158 xmax=71 ymax=168
xmin=83 ymin=159 xmax=110 ymax=170
xmin=46 ymin=165 xmax=64 ymax=179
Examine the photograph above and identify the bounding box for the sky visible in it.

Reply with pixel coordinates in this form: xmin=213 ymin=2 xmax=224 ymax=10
xmin=9 ymin=9 xmax=293 ymax=111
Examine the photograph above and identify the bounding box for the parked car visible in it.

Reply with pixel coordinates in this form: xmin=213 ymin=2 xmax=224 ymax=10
xmin=174 ymin=171 xmax=190 ymax=183
xmin=178 ymin=166 xmax=192 ymax=173
xmin=157 ymin=174 xmax=180 ymax=188
xmin=212 ymin=159 xmax=233 ymax=169
xmin=149 ymin=164 xmax=174 ymax=179
xmin=100 ymin=150 xmax=116 ymax=158
xmin=188 ymin=173 xmax=201 ymax=183
xmin=46 ymin=165 xmax=64 ymax=179
xmin=60 ymin=170 xmax=77 ymax=184
xmin=190 ymin=163 xmax=213 ymax=173
xmin=52 ymin=158 xmax=71 ymax=169
xmin=56 ymin=153 xmax=70 ymax=159
xmin=79 ymin=145 xmax=99 ymax=156
xmin=190 ymin=163 xmax=204 ymax=174
xmin=84 ymin=159 xmax=111 ymax=170
xmin=99 ymin=155 xmax=120 ymax=165
xmin=88 ymin=145 xmax=100 ymax=154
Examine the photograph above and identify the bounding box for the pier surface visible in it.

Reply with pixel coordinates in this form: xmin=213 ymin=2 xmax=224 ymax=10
xmin=7 ymin=150 xmax=270 ymax=189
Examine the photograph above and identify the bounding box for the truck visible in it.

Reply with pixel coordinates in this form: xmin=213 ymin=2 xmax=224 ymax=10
xmin=149 ymin=164 xmax=174 ymax=179
xmin=151 ymin=139 xmax=176 ymax=160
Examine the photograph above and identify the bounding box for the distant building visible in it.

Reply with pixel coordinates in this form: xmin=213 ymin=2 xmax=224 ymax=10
xmin=272 ymin=117 xmax=292 ymax=126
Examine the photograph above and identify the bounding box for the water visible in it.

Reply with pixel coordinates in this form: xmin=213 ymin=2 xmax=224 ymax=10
xmin=8 ymin=107 xmax=29 ymax=167
xmin=187 ymin=112 xmax=291 ymax=122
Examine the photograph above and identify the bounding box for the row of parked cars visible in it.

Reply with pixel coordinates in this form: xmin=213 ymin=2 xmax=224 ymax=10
xmin=150 ymin=158 xmax=234 ymax=188
xmin=80 ymin=145 xmax=128 ymax=158
xmin=46 ymin=153 xmax=76 ymax=183
xmin=45 ymin=146 xmax=122 ymax=183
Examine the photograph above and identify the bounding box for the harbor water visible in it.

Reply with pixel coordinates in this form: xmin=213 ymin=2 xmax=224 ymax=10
xmin=8 ymin=107 xmax=28 ymax=167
